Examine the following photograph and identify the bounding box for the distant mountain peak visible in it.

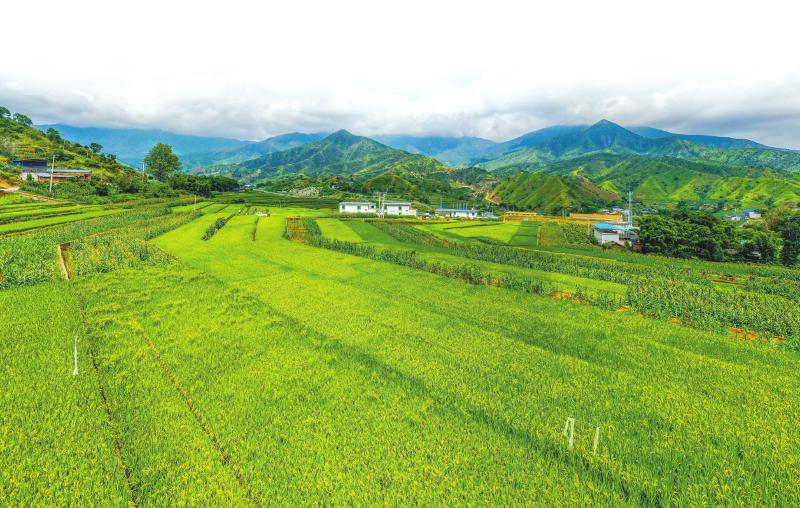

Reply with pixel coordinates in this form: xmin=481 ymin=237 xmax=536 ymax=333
xmin=328 ymin=129 xmax=358 ymax=140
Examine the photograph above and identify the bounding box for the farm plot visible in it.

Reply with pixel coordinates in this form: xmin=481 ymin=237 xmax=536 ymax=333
xmin=148 ymin=209 xmax=800 ymax=505
xmin=440 ymin=222 xmax=519 ymax=244
xmin=508 ymin=221 xmax=540 ymax=247
xmin=0 ymin=208 xmax=120 ymax=234
xmin=0 ymin=282 xmax=130 ymax=505
xmin=316 ymin=218 xmax=364 ymax=243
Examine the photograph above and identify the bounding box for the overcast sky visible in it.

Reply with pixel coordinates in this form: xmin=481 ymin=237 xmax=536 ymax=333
xmin=3 ymin=0 xmax=800 ymax=147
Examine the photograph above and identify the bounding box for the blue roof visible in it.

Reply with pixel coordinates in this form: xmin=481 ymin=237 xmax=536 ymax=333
xmin=593 ymin=223 xmax=622 ymax=232
xmin=743 ymin=209 xmax=757 ymax=212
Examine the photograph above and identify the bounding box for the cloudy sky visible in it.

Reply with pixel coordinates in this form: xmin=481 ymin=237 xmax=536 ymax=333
xmin=3 ymin=0 xmax=800 ymax=147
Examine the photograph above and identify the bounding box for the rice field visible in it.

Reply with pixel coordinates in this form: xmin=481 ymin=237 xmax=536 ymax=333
xmin=3 ymin=200 xmax=800 ymax=505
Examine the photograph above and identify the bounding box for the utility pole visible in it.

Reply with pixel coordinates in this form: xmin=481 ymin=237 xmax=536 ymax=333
xmin=628 ymin=191 xmax=634 ymax=225
xmin=49 ymin=155 xmax=55 ymax=194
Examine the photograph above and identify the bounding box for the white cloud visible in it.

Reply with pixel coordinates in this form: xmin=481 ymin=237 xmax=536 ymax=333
xmin=2 ymin=0 xmax=800 ymax=147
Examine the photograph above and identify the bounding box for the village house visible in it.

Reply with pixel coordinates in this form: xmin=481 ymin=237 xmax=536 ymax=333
xmin=743 ymin=209 xmax=762 ymax=219
xmin=436 ymin=207 xmax=479 ymax=219
xmin=338 ymin=201 xmax=418 ymax=216
xmin=383 ymin=201 xmax=417 ymax=216
xmin=14 ymin=158 xmax=92 ymax=182
xmin=593 ymin=223 xmax=638 ymax=246
xmin=339 ymin=201 xmax=377 ymax=214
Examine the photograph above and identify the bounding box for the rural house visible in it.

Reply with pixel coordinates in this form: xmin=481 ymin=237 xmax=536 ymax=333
xmin=593 ymin=223 xmax=638 ymax=246
xmin=339 ymin=201 xmax=377 ymax=214
xmin=383 ymin=202 xmax=417 ymax=216
xmin=338 ymin=201 xmax=418 ymax=216
xmin=436 ymin=207 xmax=478 ymax=219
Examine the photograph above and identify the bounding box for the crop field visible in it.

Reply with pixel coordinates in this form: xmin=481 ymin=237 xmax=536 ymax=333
xmin=3 ymin=199 xmax=800 ymax=505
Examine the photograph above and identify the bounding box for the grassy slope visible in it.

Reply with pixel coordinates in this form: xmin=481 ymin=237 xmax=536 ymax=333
xmin=0 ymin=118 xmax=135 ymax=182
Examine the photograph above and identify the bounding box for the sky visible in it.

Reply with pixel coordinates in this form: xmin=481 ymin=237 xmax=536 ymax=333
xmin=3 ymin=0 xmax=800 ymax=148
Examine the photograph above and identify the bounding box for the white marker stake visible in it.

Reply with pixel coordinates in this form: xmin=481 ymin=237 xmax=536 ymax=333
xmin=73 ymin=336 xmax=79 ymax=376
xmin=593 ymin=426 xmax=600 ymax=455
xmin=563 ymin=417 xmax=575 ymax=448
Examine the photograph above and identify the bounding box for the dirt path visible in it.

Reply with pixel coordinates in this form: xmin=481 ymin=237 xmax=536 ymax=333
xmin=57 ymin=243 xmax=71 ymax=280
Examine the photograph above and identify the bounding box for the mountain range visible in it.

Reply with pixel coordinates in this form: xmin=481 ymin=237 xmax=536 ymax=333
xmin=37 ymin=120 xmax=792 ymax=170
xmin=29 ymin=119 xmax=800 ymax=212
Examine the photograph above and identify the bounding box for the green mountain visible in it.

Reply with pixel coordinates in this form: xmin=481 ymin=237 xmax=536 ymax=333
xmin=373 ymin=135 xmax=497 ymax=166
xmin=229 ymin=129 xmax=450 ymax=180
xmin=181 ymin=132 xmax=328 ymax=169
xmin=483 ymin=120 xmax=800 ymax=173
xmin=493 ymin=172 xmax=620 ymax=214
xmin=1 ymin=117 xmax=135 ymax=183
xmin=628 ymin=126 xmax=769 ymax=149
xmin=498 ymin=153 xmax=800 ymax=210
xmin=37 ymin=124 xmax=249 ymax=166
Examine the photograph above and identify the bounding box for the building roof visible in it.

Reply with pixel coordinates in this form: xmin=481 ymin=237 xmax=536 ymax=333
xmin=593 ymin=223 xmax=621 ymax=232
xmin=384 ymin=201 xmax=412 ymax=206
xmin=593 ymin=222 xmax=637 ymax=233
xmin=22 ymin=168 xmax=92 ymax=174
xmin=436 ymin=207 xmax=477 ymax=212
xmin=339 ymin=201 xmax=375 ymax=206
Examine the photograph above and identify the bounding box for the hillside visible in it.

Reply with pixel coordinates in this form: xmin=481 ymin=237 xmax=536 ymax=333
xmin=629 ymin=126 xmax=770 ymax=149
xmin=483 ymin=120 xmax=800 ymax=173
xmin=227 ymin=129 xmax=450 ymax=180
xmin=527 ymin=153 xmax=800 ymax=208
xmin=37 ymin=124 xmax=249 ymax=166
xmin=1 ymin=117 xmax=136 ymax=182
xmin=493 ymin=172 xmax=620 ymax=213
xmin=181 ymin=132 xmax=328 ymax=169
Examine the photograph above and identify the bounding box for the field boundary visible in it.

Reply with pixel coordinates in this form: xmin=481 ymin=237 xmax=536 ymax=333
xmin=57 ymin=243 xmax=71 ymax=280
xmin=73 ymin=295 xmax=139 ymax=506
xmin=141 ymin=331 xmax=256 ymax=503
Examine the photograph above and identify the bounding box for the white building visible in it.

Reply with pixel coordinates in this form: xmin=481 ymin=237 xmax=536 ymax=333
xmin=436 ymin=207 xmax=479 ymax=219
xmin=383 ymin=202 xmax=417 ymax=216
xmin=743 ymin=209 xmax=762 ymax=219
xmin=339 ymin=201 xmax=377 ymax=214
xmin=593 ymin=223 xmax=638 ymax=246
xmin=338 ymin=201 xmax=417 ymax=216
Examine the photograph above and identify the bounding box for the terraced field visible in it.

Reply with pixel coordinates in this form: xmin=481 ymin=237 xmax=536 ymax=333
xmin=3 ymin=200 xmax=800 ymax=505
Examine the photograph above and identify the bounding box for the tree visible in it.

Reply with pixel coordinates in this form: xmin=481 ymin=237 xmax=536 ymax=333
xmin=0 ymin=106 xmax=10 ymax=118
xmin=144 ymin=143 xmax=180 ymax=182
xmin=12 ymin=113 xmax=32 ymax=126
xmin=742 ymin=231 xmax=778 ymax=263
xmin=89 ymin=142 xmax=103 ymax=154
xmin=781 ymin=220 xmax=800 ymax=266
xmin=46 ymin=128 xmax=63 ymax=144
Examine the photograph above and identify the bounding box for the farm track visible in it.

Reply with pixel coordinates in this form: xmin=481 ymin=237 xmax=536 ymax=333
xmin=57 ymin=243 xmax=71 ymax=280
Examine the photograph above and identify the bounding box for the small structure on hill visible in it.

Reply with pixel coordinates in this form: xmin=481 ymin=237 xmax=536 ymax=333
xmin=13 ymin=159 xmax=92 ymax=182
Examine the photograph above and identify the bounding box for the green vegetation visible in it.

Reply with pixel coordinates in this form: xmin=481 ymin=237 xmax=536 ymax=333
xmin=4 ymin=194 xmax=800 ymax=503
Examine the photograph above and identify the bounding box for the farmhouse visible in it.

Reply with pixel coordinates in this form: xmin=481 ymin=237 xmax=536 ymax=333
xmin=338 ymin=201 xmax=418 ymax=216
xmin=593 ymin=223 xmax=638 ymax=246
xmin=21 ymin=169 xmax=93 ymax=182
xmin=13 ymin=159 xmax=93 ymax=182
xmin=436 ymin=207 xmax=478 ymax=219
xmin=383 ymin=202 xmax=417 ymax=216
xmin=339 ymin=201 xmax=377 ymax=214
xmin=743 ymin=209 xmax=762 ymax=219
